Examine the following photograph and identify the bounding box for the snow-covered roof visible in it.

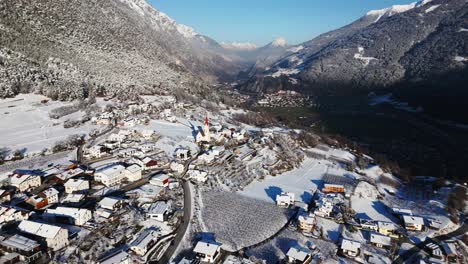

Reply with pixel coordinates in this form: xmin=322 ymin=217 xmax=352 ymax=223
xmin=64 ymin=179 xmax=87 ymax=187
xmin=41 ymin=187 xmax=59 ymax=198
xmin=62 ymin=194 xmax=85 ymax=203
xmin=18 ymin=220 xmax=63 ymax=239
xmin=99 ymin=250 xmax=129 ymax=264
xmin=96 ymin=165 xmax=126 ymax=177
xmin=126 ymin=164 xmax=142 ymax=173
xmin=298 ymin=214 xmax=315 ymax=225
xmin=403 ymin=215 xmax=424 ymax=226
xmin=99 ymin=197 xmax=121 ymax=209
xmin=392 ymin=208 xmax=413 ymax=216
xmin=45 ymin=207 xmax=89 ymax=220
xmin=378 ymin=221 xmax=397 ymax=230
xmin=9 ymin=174 xmax=34 ymax=185
xmin=193 ymin=241 xmax=221 ymax=255
xmin=286 ymin=247 xmax=310 ymax=261
xmin=341 ymin=239 xmax=361 ymax=251
xmin=370 ymin=233 xmax=391 ymax=246
xmin=148 ymin=201 xmax=171 ymax=215
xmin=0 ymin=234 xmax=39 ymax=251
xmin=130 ymin=229 xmax=158 ymax=249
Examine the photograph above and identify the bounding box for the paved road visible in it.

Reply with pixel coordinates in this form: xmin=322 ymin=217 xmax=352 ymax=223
xmin=156 ymin=180 xmax=192 ymax=264
xmin=394 ymin=218 xmax=467 ymax=264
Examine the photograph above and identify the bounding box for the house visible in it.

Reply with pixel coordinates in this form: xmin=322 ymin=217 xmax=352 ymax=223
xmin=195 ymin=114 xmax=211 ymax=143
xmin=125 ymin=164 xmax=143 ymax=182
xmin=40 ymin=187 xmax=59 ymax=204
xmin=322 ymin=184 xmax=345 ymax=193
xmin=370 ymin=233 xmax=392 ymax=248
xmin=99 ymin=197 xmax=123 ymax=211
xmin=392 ymin=208 xmax=413 ymax=217
xmin=98 ymin=250 xmax=131 ymax=264
xmin=0 ymin=234 xmax=42 ymax=263
xmin=149 ymin=173 xmax=170 ymax=187
xmin=175 ymin=148 xmax=191 ymax=160
xmin=377 ymin=221 xmax=400 ymax=238
xmin=85 ymin=145 xmax=109 ymax=159
xmin=108 ymin=133 xmax=127 ymax=143
xmin=64 ymin=179 xmax=89 ymax=194
xmin=286 ymin=247 xmax=312 ymax=264
xmin=0 ymin=189 xmax=11 ymax=203
xmin=18 ymin=220 xmax=69 ymax=251
xmin=9 ymin=174 xmax=41 ymax=192
xmin=198 ymin=152 xmax=216 ymax=163
xmin=188 ymin=170 xmax=208 ymax=183
xmin=138 ymin=143 xmax=158 ymax=153
xmin=44 ymin=207 xmax=92 ymax=226
xmin=193 ymin=241 xmax=222 ymax=263
xmin=402 ymin=215 xmax=425 ymax=231
xmin=26 ymin=195 xmax=48 ymax=210
xmin=142 ymin=157 xmax=159 ymax=170
xmin=118 ymin=148 xmax=138 ymax=158
xmin=360 ymin=219 xmax=379 ymax=232
xmin=426 ymin=243 xmax=445 ymax=260
xmin=129 ymin=229 xmax=159 ymax=256
xmin=95 ymin=165 xmax=127 ymax=187
xmin=297 ymin=213 xmax=316 ymax=233
xmin=147 ymin=201 xmax=172 ymax=222
xmin=61 ymin=194 xmax=85 ymax=205
xmin=276 ymin=192 xmax=295 ymax=207
xmin=0 ymin=206 xmax=29 ymax=224
xmin=441 ymin=242 xmax=458 ymax=263
xmin=56 ymin=168 xmax=85 ymax=181
xmin=341 ymin=239 xmax=361 ymax=258
xmin=171 ymin=162 xmax=185 ymax=174
xmin=0 ymin=252 xmax=21 ymax=263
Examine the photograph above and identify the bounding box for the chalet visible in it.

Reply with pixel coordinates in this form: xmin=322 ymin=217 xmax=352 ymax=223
xmin=297 ymin=213 xmax=316 ymax=233
xmin=85 ymin=145 xmax=110 ymax=159
xmin=129 ymin=229 xmax=159 ymax=256
xmin=276 ymin=192 xmax=295 ymax=207
xmin=125 ymin=164 xmax=142 ymax=182
xmin=9 ymin=174 xmax=41 ymax=192
xmin=18 ymin=220 xmax=69 ymax=251
xmin=193 ymin=241 xmax=222 ymax=263
xmin=377 ymin=221 xmax=400 ymax=238
xmin=64 ymin=179 xmax=89 ymax=194
xmin=147 ymin=201 xmax=172 ymax=222
xmin=99 ymin=197 xmax=123 ymax=211
xmin=26 ymin=195 xmax=48 ymax=210
xmin=40 ymin=187 xmax=59 ymax=204
xmin=286 ymin=247 xmax=312 ymax=264
xmin=370 ymin=233 xmax=392 ymax=248
xmin=44 ymin=207 xmax=92 ymax=226
xmin=402 ymin=215 xmax=424 ymax=231
xmin=0 ymin=206 xmax=29 ymax=225
xmin=341 ymin=239 xmax=361 ymax=258
xmin=142 ymin=157 xmax=159 ymax=170
xmin=0 ymin=234 xmax=42 ymax=263
xmin=150 ymin=173 xmax=170 ymax=187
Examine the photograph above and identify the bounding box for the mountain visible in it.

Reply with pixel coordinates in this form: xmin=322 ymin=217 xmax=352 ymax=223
xmin=0 ymin=0 xmax=246 ymax=100
xmin=239 ymin=0 xmax=468 ymax=96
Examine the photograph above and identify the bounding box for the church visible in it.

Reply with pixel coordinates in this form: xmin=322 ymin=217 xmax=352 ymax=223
xmin=196 ymin=114 xmax=211 ymax=144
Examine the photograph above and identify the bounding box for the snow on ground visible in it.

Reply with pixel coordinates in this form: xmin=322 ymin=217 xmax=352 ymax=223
xmin=316 ymin=217 xmax=342 ymax=242
xmin=351 ymin=181 xmax=398 ymax=222
xmin=0 ymin=94 xmax=98 ymax=155
xmin=240 ymin=158 xmax=332 ymax=204
xmin=454 ymin=56 xmax=467 ymax=62
xmin=354 ymin=47 xmax=378 ymax=66
xmin=287 ymin=45 xmax=304 ymax=53
xmin=200 ymin=191 xmax=289 ymax=252
xmin=425 ymin=4 xmax=440 ymax=13
xmin=369 ymin=93 xmax=423 ymax=112
xmin=459 ymin=28 xmax=468 ymax=32
xmin=268 ymin=68 xmax=300 ymax=78
xmin=0 ymin=150 xmax=75 ymax=176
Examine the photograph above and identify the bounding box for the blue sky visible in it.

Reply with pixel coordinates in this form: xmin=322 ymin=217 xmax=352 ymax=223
xmin=149 ymin=0 xmax=415 ymax=46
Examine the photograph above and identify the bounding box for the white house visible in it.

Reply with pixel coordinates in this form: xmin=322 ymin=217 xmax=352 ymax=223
xmin=0 ymin=234 xmax=42 ymax=263
xmin=0 ymin=205 xmax=29 ymax=225
xmin=129 ymin=229 xmax=159 ymax=256
xmin=125 ymin=164 xmax=142 ymax=182
xmin=138 ymin=143 xmax=158 ymax=153
xmin=370 ymin=233 xmax=392 ymax=248
xmin=18 ymin=220 xmax=69 ymax=251
xmin=286 ymin=247 xmax=312 ymax=264
xmin=187 ymin=170 xmax=208 ymax=183
xmin=95 ymin=165 xmax=127 ymax=187
xmin=341 ymin=239 xmax=361 ymax=258
xmin=360 ymin=219 xmax=379 ymax=231
xmin=377 ymin=221 xmax=400 ymax=238
xmin=170 ymin=162 xmax=185 ymax=174
xmin=40 ymin=187 xmax=59 ymax=204
xmin=193 ymin=241 xmax=222 ymax=263
xmin=298 ymin=213 xmax=316 ymax=233
xmin=149 ymin=173 xmax=170 ymax=187
xmin=276 ymin=192 xmax=295 ymax=207
xmin=64 ymin=179 xmax=89 ymax=194
xmin=45 ymin=207 xmax=92 ymax=226
xmin=147 ymin=201 xmax=172 ymax=222
xmin=108 ymin=133 xmax=127 ymax=143
xmin=174 ymin=148 xmax=191 ymax=160
xmin=141 ymin=157 xmax=158 ymax=170
xmin=85 ymin=145 xmax=109 ymax=159
xmin=118 ymin=148 xmax=138 ymax=158
xmin=403 ymin=215 xmax=425 ymax=231
xmin=99 ymin=197 xmax=123 ymax=211
xmin=9 ymin=174 xmax=41 ymax=192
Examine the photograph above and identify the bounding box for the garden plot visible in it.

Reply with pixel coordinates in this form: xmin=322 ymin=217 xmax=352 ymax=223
xmin=0 ymin=94 xmax=97 ymax=155
xmin=239 ymin=158 xmax=334 ymax=204
xmin=200 ymin=191 xmax=289 ymax=252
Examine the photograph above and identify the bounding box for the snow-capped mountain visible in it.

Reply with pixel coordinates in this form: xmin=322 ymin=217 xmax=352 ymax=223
xmin=239 ymin=0 xmax=468 ymax=96
xmin=0 ymin=0 xmax=249 ymax=100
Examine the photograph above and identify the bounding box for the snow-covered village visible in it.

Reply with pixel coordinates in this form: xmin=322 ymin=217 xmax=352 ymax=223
xmin=0 ymin=92 xmax=466 ymax=264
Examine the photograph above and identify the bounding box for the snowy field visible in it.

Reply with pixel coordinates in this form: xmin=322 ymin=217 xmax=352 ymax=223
xmin=351 ymin=181 xmax=398 ymax=222
xmin=0 ymin=94 xmax=98 ymax=155
xmin=200 ymin=191 xmax=289 ymax=252
xmin=239 ymin=158 xmax=334 ymax=204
